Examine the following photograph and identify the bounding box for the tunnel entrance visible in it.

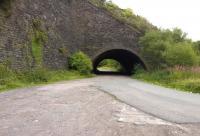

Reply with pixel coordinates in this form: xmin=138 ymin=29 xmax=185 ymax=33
xmin=93 ymin=49 xmax=146 ymax=75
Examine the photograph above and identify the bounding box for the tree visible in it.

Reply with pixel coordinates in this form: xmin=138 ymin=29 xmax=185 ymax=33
xmin=194 ymin=41 xmax=200 ymax=54
xmin=171 ymin=28 xmax=187 ymax=42
xmin=163 ymin=43 xmax=198 ymax=67
xmin=140 ymin=28 xmax=198 ymax=68
xmin=139 ymin=30 xmax=170 ymax=68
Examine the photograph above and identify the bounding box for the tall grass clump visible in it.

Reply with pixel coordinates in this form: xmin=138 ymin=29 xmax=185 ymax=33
xmin=134 ymin=67 xmax=200 ymax=93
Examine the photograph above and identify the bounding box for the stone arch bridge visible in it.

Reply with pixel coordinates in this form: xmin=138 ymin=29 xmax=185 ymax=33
xmin=0 ymin=0 xmax=148 ymax=74
xmin=91 ymin=47 xmax=146 ymax=74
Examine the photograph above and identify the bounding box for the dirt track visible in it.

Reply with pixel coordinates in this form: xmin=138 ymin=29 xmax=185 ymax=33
xmin=0 ymin=76 xmax=200 ymax=136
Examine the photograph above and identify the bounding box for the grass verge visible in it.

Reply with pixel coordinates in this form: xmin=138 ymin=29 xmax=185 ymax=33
xmin=0 ymin=68 xmax=94 ymax=93
xmin=133 ymin=68 xmax=200 ymax=94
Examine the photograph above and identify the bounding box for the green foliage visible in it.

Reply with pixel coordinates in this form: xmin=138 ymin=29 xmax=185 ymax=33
xmin=31 ymin=37 xmax=43 ymax=66
xmin=193 ymin=41 xmax=200 ymax=64
xmin=134 ymin=69 xmax=200 ymax=93
xmin=194 ymin=41 xmax=200 ymax=54
xmin=133 ymin=64 xmax=146 ymax=75
xmin=89 ymin=0 xmax=105 ymax=6
xmin=31 ymin=19 xmax=48 ymax=66
xmin=104 ymin=1 xmax=119 ymax=10
xmin=97 ymin=59 xmax=123 ymax=72
xmin=171 ymin=28 xmax=187 ymax=42
xmin=139 ymin=30 xmax=169 ymax=68
xmin=140 ymin=28 xmax=199 ymax=68
xmin=163 ymin=43 xmax=198 ymax=67
xmin=90 ymin=0 xmax=155 ymax=32
xmin=20 ymin=68 xmax=48 ymax=83
xmin=0 ymin=64 xmax=92 ymax=92
xmin=0 ymin=64 xmax=15 ymax=85
xmin=47 ymin=70 xmax=93 ymax=82
xmin=69 ymin=51 xmax=92 ymax=74
xmin=121 ymin=8 xmax=134 ymax=18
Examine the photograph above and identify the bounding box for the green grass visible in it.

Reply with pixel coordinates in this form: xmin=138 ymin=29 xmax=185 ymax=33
xmin=133 ymin=69 xmax=200 ymax=93
xmin=0 ymin=68 xmax=94 ymax=93
xmin=0 ymin=51 xmax=94 ymax=93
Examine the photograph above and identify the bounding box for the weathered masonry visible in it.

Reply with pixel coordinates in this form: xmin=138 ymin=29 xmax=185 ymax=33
xmin=0 ymin=0 xmax=147 ymax=73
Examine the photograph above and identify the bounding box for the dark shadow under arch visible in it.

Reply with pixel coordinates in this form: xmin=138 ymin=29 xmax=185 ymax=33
xmin=93 ymin=49 xmax=147 ymax=75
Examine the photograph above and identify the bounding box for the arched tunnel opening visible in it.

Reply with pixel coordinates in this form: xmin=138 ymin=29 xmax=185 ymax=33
xmin=93 ymin=49 xmax=147 ymax=75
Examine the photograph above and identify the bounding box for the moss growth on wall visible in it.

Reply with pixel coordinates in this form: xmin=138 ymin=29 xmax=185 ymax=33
xmin=31 ymin=19 xmax=48 ymax=67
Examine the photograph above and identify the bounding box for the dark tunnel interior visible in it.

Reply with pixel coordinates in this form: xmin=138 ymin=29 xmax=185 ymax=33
xmin=93 ymin=49 xmax=146 ymax=75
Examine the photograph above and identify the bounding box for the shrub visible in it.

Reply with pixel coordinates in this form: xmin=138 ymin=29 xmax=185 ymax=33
xmin=69 ymin=51 xmax=92 ymax=74
xmin=163 ymin=43 xmax=199 ymax=67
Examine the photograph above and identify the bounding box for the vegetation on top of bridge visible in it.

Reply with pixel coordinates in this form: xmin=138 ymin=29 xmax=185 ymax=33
xmin=89 ymin=0 xmax=155 ymax=33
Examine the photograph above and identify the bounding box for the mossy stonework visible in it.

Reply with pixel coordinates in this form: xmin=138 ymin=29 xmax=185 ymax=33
xmin=0 ymin=0 xmax=149 ymax=70
xmin=30 ymin=18 xmax=48 ymax=67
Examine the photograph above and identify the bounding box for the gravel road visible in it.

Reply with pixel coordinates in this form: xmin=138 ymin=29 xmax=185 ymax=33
xmin=0 ymin=76 xmax=200 ymax=136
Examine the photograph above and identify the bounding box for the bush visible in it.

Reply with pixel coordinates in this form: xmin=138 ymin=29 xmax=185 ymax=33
xmin=69 ymin=51 xmax=92 ymax=74
xmin=163 ymin=43 xmax=199 ymax=67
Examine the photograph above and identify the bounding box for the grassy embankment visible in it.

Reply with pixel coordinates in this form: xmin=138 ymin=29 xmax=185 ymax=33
xmin=133 ymin=67 xmax=200 ymax=93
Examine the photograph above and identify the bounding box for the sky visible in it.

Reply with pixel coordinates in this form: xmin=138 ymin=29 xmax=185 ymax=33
xmin=111 ymin=0 xmax=200 ymax=41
